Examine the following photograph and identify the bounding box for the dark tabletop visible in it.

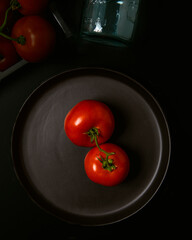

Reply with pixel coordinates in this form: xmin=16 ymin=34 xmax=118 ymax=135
xmin=0 ymin=0 xmax=188 ymax=239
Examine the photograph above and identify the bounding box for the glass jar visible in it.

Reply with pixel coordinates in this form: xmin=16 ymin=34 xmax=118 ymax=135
xmin=80 ymin=0 xmax=140 ymax=47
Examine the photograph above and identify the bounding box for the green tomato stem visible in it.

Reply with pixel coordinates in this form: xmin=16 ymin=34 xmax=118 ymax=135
xmin=0 ymin=32 xmax=26 ymax=45
xmin=93 ymin=134 xmax=115 ymax=158
xmin=0 ymin=6 xmax=12 ymax=32
xmin=86 ymin=127 xmax=116 ymax=172
xmin=0 ymin=0 xmax=24 ymax=45
xmin=0 ymin=0 xmax=21 ymax=32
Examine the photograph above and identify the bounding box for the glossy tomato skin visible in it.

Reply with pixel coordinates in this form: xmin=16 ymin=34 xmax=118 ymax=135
xmin=84 ymin=143 xmax=130 ymax=186
xmin=17 ymin=0 xmax=49 ymax=15
xmin=0 ymin=38 xmax=19 ymax=71
xmin=11 ymin=15 xmax=56 ymax=62
xmin=64 ymin=100 xmax=115 ymax=147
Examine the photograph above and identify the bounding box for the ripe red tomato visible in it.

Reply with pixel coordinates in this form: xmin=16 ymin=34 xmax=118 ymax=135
xmin=0 ymin=37 xmax=19 ymax=71
xmin=64 ymin=100 xmax=115 ymax=147
xmin=84 ymin=143 xmax=130 ymax=186
xmin=17 ymin=0 xmax=49 ymax=15
xmin=11 ymin=15 xmax=56 ymax=62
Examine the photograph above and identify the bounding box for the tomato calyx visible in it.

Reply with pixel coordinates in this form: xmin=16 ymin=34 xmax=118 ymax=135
xmin=0 ymin=32 xmax=26 ymax=45
xmin=86 ymin=127 xmax=100 ymax=143
xmin=97 ymin=154 xmax=116 ymax=172
xmin=10 ymin=0 xmax=21 ymax=11
xmin=86 ymin=127 xmax=116 ymax=172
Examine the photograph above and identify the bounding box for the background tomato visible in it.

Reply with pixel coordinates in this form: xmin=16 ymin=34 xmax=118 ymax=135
xmin=64 ymin=100 xmax=115 ymax=147
xmin=17 ymin=0 xmax=49 ymax=15
xmin=84 ymin=143 xmax=130 ymax=186
xmin=11 ymin=15 xmax=56 ymax=62
xmin=0 ymin=37 xmax=19 ymax=71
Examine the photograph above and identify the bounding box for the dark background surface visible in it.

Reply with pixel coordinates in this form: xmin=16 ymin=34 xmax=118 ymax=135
xmin=0 ymin=0 xmax=188 ymax=239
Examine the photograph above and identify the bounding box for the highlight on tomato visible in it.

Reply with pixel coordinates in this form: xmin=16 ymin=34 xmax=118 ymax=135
xmin=64 ymin=100 xmax=115 ymax=147
xmin=84 ymin=143 xmax=130 ymax=186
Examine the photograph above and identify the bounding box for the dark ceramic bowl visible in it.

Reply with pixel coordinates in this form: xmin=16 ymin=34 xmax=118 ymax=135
xmin=11 ymin=68 xmax=171 ymax=225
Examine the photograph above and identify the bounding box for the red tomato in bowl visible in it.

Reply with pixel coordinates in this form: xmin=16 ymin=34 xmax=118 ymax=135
xmin=84 ymin=143 xmax=130 ymax=186
xmin=0 ymin=38 xmax=19 ymax=71
xmin=11 ymin=15 xmax=56 ymax=62
xmin=64 ymin=100 xmax=115 ymax=147
xmin=17 ymin=0 xmax=49 ymax=15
